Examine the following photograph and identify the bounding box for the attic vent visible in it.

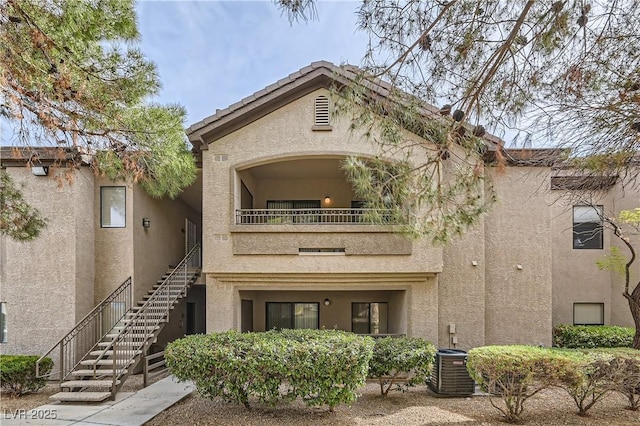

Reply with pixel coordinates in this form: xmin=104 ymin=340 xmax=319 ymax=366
xmin=213 ymin=154 xmax=228 ymax=162
xmin=313 ymin=96 xmax=331 ymax=128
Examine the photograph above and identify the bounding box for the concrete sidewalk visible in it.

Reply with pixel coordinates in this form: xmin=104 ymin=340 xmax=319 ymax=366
xmin=1 ymin=376 xmax=194 ymax=425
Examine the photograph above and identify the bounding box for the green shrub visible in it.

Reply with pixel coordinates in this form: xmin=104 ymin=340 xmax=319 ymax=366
xmin=556 ymin=350 xmax=622 ymax=416
xmin=467 ymin=345 xmax=574 ymax=423
xmin=367 ymin=336 xmax=436 ymax=396
xmin=588 ymin=348 xmax=640 ymax=411
xmin=279 ymin=329 xmax=374 ymax=410
xmin=553 ymin=324 xmax=634 ymax=348
xmin=166 ymin=330 xmax=374 ymax=411
xmin=0 ymin=355 xmax=53 ymax=397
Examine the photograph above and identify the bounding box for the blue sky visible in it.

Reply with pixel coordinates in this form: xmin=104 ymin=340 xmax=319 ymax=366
xmin=137 ymin=0 xmax=370 ymax=126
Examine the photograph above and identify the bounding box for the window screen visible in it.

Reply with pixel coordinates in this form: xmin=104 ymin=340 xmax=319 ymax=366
xmin=574 ymin=303 xmax=604 ymax=325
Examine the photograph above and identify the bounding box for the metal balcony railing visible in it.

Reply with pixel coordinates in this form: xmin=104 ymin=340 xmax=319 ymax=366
xmin=235 ymin=208 xmax=395 ymax=225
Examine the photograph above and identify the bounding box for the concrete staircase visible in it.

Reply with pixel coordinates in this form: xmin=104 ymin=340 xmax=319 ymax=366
xmin=49 ymin=265 xmax=200 ymax=403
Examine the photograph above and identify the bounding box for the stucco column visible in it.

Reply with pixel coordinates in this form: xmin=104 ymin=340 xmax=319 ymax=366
xmin=406 ymin=278 xmax=438 ymax=344
xmin=206 ymin=277 xmax=238 ymax=332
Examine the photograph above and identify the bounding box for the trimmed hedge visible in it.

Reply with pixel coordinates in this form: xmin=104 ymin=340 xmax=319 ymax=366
xmin=468 ymin=346 xmax=640 ymax=422
xmin=553 ymin=324 xmax=634 ymax=348
xmin=0 ymin=355 xmax=53 ymax=397
xmin=166 ymin=330 xmax=374 ymax=411
xmin=588 ymin=348 xmax=640 ymax=411
xmin=467 ymin=345 xmax=574 ymax=423
xmin=367 ymin=336 xmax=436 ymax=396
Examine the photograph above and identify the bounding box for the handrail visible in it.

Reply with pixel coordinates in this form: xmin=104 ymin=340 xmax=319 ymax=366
xmin=36 ymin=277 xmax=133 ymax=380
xmin=235 ymin=208 xmax=395 ymax=225
xmin=100 ymin=243 xmax=201 ymax=398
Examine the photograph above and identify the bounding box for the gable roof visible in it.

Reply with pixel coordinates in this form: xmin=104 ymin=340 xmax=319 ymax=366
xmin=186 ymin=60 xmax=505 ymax=151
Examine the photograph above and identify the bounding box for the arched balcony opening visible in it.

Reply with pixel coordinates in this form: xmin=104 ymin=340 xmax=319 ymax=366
xmin=234 ymin=157 xmax=393 ymax=226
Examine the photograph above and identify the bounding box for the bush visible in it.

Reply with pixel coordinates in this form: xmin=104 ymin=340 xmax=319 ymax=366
xmin=0 ymin=355 xmax=53 ymax=397
xmin=166 ymin=330 xmax=374 ymax=411
xmin=588 ymin=348 xmax=640 ymax=411
xmin=279 ymin=329 xmax=374 ymax=409
xmin=367 ymin=336 xmax=436 ymax=396
xmin=553 ymin=324 xmax=634 ymax=348
xmin=467 ymin=346 xmax=574 ymax=423
xmin=556 ymin=350 xmax=621 ymax=416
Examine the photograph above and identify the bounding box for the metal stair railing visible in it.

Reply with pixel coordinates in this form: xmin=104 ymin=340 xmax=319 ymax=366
xmin=91 ymin=243 xmax=201 ymax=399
xmin=36 ymin=277 xmax=133 ymax=381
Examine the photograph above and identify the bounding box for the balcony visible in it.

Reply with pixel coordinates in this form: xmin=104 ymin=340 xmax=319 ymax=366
xmin=235 ymin=208 xmax=395 ymax=225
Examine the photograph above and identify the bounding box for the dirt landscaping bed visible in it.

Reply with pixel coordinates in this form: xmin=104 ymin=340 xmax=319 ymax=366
xmin=147 ymin=382 xmax=639 ymax=425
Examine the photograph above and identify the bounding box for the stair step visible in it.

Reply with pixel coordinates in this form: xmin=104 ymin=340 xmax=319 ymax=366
xmin=61 ymin=380 xmax=121 ymax=388
xmin=98 ymin=341 xmax=137 ymax=347
xmin=71 ymin=369 xmax=127 ymax=377
xmin=143 ymin=294 xmax=181 ymax=299
xmin=135 ymin=303 xmax=176 ymax=309
xmin=125 ymin=312 xmax=165 ymax=318
xmin=50 ymin=391 xmax=111 ymax=402
xmin=80 ymin=359 xmax=134 ymax=366
xmin=89 ymin=350 xmax=142 ymax=357
xmin=121 ymin=318 xmax=162 ymax=324
xmin=106 ymin=333 xmax=154 ymax=339
xmin=113 ymin=325 xmax=159 ymax=331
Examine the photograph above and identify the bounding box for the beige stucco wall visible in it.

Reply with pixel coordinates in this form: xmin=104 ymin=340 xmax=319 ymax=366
xmin=439 ymin=218 xmax=487 ymax=350
xmin=132 ymin=185 xmax=200 ymax=305
xmin=484 ymin=167 xmax=553 ymax=346
xmin=550 ymin=181 xmax=637 ymax=328
xmin=93 ymin=179 xmax=199 ymax=305
xmin=201 ymin=89 xmax=445 ymax=339
xmin=0 ymin=167 xmax=95 ymax=356
xmin=94 ymin=179 xmax=134 ymax=303
xmin=202 ymin=89 xmax=443 ymax=277
xmin=253 ymin=177 xmax=354 ymax=209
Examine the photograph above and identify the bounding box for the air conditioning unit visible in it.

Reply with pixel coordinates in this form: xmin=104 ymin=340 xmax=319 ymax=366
xmin=428 ymin=349 xmax=475 ymax=396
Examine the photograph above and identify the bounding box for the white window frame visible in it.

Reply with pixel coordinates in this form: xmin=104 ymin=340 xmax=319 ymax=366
xmin=100 ymin=186 xmax=126 ymax=228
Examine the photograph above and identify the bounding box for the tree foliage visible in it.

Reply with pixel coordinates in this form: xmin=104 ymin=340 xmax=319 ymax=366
xmin=0 ymin=0 xmax=196 ymax=235
xmin=277 ymin=0 xmax=640 ymax=240
xmin=587 ymin=206 xmax=640 ymax=349
xmin=0 ymin=173 xmax=46 ymax=241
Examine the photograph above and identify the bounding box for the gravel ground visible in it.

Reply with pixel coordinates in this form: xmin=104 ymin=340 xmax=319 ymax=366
xmin=147 ymin=382 xmax=639 ymax=426
xmin=3 ymin=377 xmax=638 ymax=425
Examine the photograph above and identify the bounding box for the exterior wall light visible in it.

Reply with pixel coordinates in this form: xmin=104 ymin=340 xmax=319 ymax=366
xmin=142 ymin=218 xmax=151 ymax=228
xmin=323 ymin=298 xmax=331 ymax=306
xmin=31 ymin=166 xmax=48 ymax=176
xmin=324 ymin=196 xmax=331 ymax=205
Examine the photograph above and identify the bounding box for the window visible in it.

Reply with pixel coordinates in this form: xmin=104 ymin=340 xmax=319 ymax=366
xmin=352 ymin=302 xmax=388 ymax=334
xmin=266 ymin=302 xmax=319 ymax=330
xmin=314 ymin=96 xmax=330 ymax=127
xmin=101 ymin=187 xmax=126 ymax=228
xmin=573 ymin=205 xmax=603 ymax=249
xmin=267 ymin=200 xmax=321 ymax=223
xmin=0 ymin=302 xmax=6 ymax=343
xmin=574 ymin=303 xmax=604 ymax=325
